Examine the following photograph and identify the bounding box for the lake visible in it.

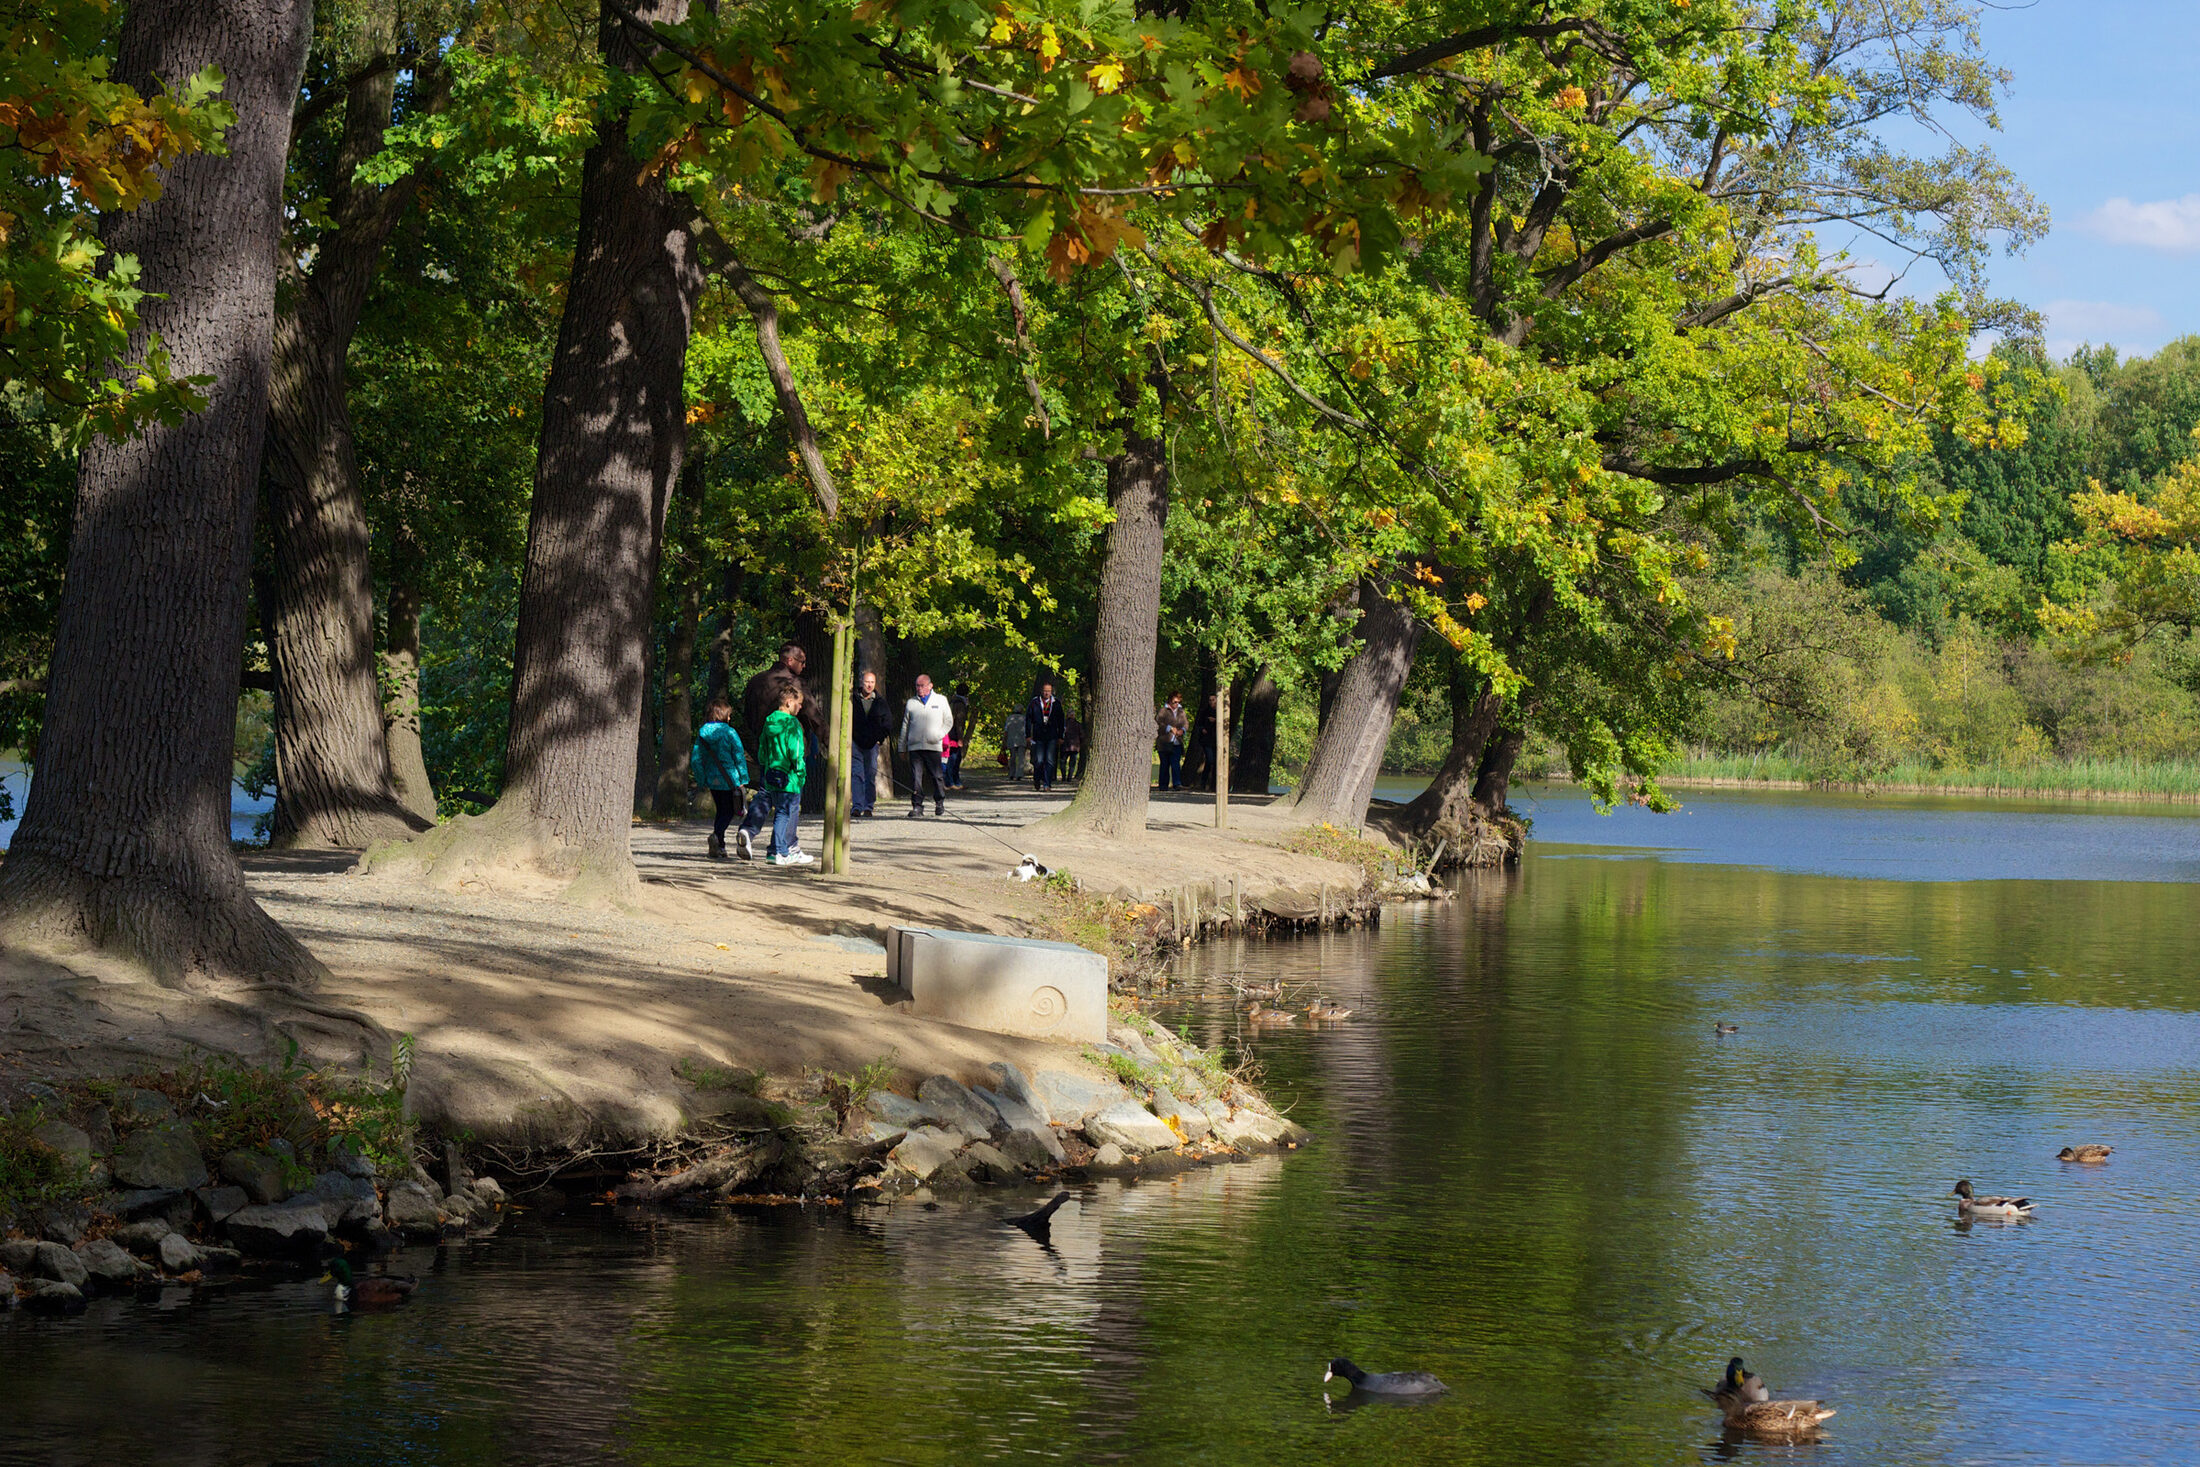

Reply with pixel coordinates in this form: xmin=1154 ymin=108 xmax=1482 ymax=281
xmin=6 ymin=785 xmax=2200 ymax=1464
xmin=0 ymin=759 xmax=273 ymax=849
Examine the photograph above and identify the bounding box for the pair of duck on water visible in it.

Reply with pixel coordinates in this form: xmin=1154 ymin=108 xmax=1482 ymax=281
xmin=1953 ymin=1143 xmax=2114 ymax=1220
xmin=1322 ymin=1355 xmax=1834 ymax=1434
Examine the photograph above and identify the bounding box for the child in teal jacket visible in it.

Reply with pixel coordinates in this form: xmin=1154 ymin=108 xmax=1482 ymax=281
xmin=692 ymin=699 xmax=749 ymax=859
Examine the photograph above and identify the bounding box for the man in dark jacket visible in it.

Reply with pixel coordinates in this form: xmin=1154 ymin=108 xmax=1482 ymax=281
xmin=945 ymin=682 xmax=972 ymax=788
xmin=743 ymin=642 xmax=808 ymax=754
xmin=1025 ymin=680 xmax=1068 ymax=792
xmin=849 ymin=668 xmax=894 ymax=816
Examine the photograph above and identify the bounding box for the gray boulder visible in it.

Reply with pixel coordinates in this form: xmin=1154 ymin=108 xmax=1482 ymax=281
xmin=30 ymin=1119 xmax=91 ymax=1162
xmin=383 ymin=1181 xmax=444 ymax=1236
xmin=1081 ymin=1101 xmax=1180 ymax=1154
xmin=75 ymin=1238 xmax=149 ymax=1287
xmin=79 ymin=1106 xmax=115 ymax=1155
xmin=995 ymin=1127 xmax=1064 ymax=1171
xmin=110 ymin=1219 xmax=173 ymax=1258
xmin=469 ymin=1176 xmax=506 ymax=1206
xmin=863 ymin=1120 xmax=909 ymax=1146
xmin=1150 ymin=1088 xmax=1212 ymax=1140
xmin=111 ymin=1126 xmax=208 ymax=1191
xmin=157 ymin=1233 xmax=206 ymax=1274
xmin=115 ymin=1087 xmax=177 ymax=1124
xmin=888 ymin=1126 xmax=963 ymax=1182
xmin=0 ymin=1238 xmax=88 ymax=1287
xmin=24 ymin=1280 xmax=85 ymax=1316
xmin=1213 ymin=1109 xmax=1286 ymax=1148
xmin=1090 ymin=1142 xmax=1127 ymax=1168
xmin=31 ymin=1200 xmax=92 ymax=1245
xmin=1031 ymin=1070 xmax=1131 ymax=1126
xmin=865 ymin=1091 xmax=939 ymax=1130
xmin=959 ymin=1141 xmax=1017 ymax=1183
xmin=1106 ymin=1023 xmax=1160 ymax=1062
xmin=220 ymin=1149 xmax=291 ymax=1205
xmin=299 ymin=1171 xmax=381 ymax=1230
xmin=224 ymin=1198 xmax=330 ymax=1256
xmin=327 ymin=1136 xmax=379 ymax=1180
xmin=194 ymin=1185 xmax=249 ymax=1224
xmin=985 ymin=1062 xmax=1049 ymax=1116
xmin=915 ymin=1075 xmax=1003 ymax=1140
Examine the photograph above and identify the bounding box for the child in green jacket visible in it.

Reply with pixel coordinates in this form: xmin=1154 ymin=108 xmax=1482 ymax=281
xmin=736 ymin=683 xmax=813 ymax=867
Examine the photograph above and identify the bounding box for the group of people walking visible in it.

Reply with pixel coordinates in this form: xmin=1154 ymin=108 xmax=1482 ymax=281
xmin=693 ymin=657 xmax=1225 ymax=866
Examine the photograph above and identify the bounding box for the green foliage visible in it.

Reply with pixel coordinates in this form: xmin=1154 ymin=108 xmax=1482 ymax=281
xmin=0 ymin=0 xmax=235 ymax=438
xmin=1273 ymin=821 xmax=1389 ymax=883
xmin=0 ymin=1102 xmax=87 ymax=1217
xmin=814 ymin=1051 xmax=897 ymax=1130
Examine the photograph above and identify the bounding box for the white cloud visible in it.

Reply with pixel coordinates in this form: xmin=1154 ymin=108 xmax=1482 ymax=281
xmin=2079 ymin=195 xmax=2200 ymax=252
xmin=2042 ymin=299 xmax=2168 ymax=358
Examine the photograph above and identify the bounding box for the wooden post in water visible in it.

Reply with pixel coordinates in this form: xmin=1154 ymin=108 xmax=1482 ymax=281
xmin=1231 ymin=875 xmax=1241 ymax=929
xmin=822 ymin=613 xmax=854 ymax=873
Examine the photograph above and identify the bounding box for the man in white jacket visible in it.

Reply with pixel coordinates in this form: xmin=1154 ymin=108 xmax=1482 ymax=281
xmin=901 ymin=672 xmax=954 ymax=817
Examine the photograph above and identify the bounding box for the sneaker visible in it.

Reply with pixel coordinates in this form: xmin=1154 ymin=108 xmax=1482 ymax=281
xmin=772 ymin=850 xmax=817 ymax=868
xmin=735 ymin=829 xmax=753 ymax=860
xmin=707 ymin=834 xmax=726 ymax=859
xmin=908 ymin=808 xmax=923 ymax=818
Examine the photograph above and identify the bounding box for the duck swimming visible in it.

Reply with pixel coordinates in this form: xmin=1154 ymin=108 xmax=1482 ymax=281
xmin=2057 ymin=1145 xmax=2113 ymax=1163
xmin=1723 ymin=1397 xmax=1837 ymax=1434
xmin=1323 ymin=1358 xmax=1447 ymax=1396
xmin=321 ymin=1258 xmax=418 ymax=1308
xmin=1713 ymin=1022 xmax=1739 ymax=1036
xmin=1701 ymin=1357 xmax=1769 ymax=1412
xmin=1952 ymin=1178 xmax=2035 ymax=1219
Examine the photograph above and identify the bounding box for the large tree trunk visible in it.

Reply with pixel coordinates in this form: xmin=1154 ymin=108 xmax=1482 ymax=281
xmin=0 ymin=0 xmax=323 ymax=986
xmin=1401 ymin=670 xmax=1504 ymax=838
xmin=261 ymin=18 xmax=432 ymax=849
xmin=651 ymin=572 xmax=701 ymax=815
xmin=381 ymin=540 xmax=438 ymax=822
xmin=1286 ymin=579 xmax=1422 ymax=827
xmin=1472 ymin=724 xmax=1528 ymax=811
xmin=361 ymin=0 xmax=701 ymax=902
xmin=1044 ymin=430 xmax=1168 ymax=838
xmin=1230 ymin=665 xmax=1280 ymax=795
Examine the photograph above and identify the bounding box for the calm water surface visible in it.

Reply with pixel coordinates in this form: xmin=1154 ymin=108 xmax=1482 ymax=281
xmin=8 ymin=788 xmax=2200 ymax=1464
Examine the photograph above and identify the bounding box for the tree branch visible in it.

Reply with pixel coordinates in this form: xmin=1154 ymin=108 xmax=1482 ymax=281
xmin=720 ymin=254 xmax=841 ymax=519
xmin=987 ymin=253 xmax=1051 ymax=439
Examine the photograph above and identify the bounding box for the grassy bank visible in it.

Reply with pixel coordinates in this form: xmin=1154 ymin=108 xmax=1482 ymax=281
xmin=1655 ymin=750 xmax=2200 ymax=803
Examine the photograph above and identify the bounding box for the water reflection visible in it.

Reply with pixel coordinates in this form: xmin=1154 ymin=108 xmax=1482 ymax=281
xmin=10 ymin=808 xmax=2200 ymax=1464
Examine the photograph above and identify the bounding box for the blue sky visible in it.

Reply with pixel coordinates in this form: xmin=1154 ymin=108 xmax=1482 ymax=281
xmin=1917 ymin=1 xmax=2200 ymax=359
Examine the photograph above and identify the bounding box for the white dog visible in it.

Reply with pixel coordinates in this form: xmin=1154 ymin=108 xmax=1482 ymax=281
xmin=1009 ymin=854 xmax=1051 ymax=882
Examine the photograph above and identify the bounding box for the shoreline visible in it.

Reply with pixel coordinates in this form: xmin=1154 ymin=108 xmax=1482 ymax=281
xmin=1 ymin=777 xmax=1421 ymax=1310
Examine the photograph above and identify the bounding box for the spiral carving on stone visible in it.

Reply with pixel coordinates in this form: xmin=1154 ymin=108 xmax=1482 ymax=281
xmin=1030 ymin=986 xmax=1069 ymax=1029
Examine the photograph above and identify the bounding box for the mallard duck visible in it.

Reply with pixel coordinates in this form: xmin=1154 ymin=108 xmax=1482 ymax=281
xmin=1323 ymin=1358 xmax=1447 ymax=1396
xmin=2057 ymin=1144 xmax=2113 ymax=1163
xmin=1236 ymin=982 xmax=1281 ymax=1001
xmin=1952 ymin=1178 xmax=2034 ymax=1219
xmin=321 ymin=1258 xmax=418 ymax=1307
xmin=1307 ymin=1000 xmax=1353 ymax=1021
xmin=1247 ymin=1004 xmax=1297 ymax=1026
xmin=1723 ymin=1397 xmax=1836 ymax=1434
xmin=1700 ymin=1356 xmax=1769 ymax=1412
xmin=1713 ymin=1022 xmax=1739 ymax=1036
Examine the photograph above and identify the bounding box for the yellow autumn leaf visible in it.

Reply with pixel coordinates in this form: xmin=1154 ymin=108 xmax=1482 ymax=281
xmin=1556 ymin=85 xmax=1587 ymax=109
xmin=989 ymin=11 xmax=1014 ymax=41
xmin=1038 ymin=24 xmax=1061 ymax=69
xmin=1088 ymin=59 xmax=1126 ymax=93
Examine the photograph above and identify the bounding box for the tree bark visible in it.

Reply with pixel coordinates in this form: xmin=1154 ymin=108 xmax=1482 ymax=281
xmin=361 ymin=0 xmax=701 ymax=902
xmin=632 ymin=640 xmax=657 ymax=813
xmin=261 ymin=19 xmax=434 ymax=849
xmin=0 ymin=0 xmax=324 ymax=986
xmin=651 ymin=572 xmax=701 ymax=815
xmin=1230 ymin=665 xmax=1280 ymax=795
xmin=1472 ymin=724 xmax=1528 ymax=811
xmin=1401 ymin=670 xmax=1505 ymax=838
xmin=1046 ymin=430 xmax=1169 ymax=838
xmin=381 ymin=538 xmax=438 ymax=822
xmin=1286 ymin=579 xmax=1423 ymax=826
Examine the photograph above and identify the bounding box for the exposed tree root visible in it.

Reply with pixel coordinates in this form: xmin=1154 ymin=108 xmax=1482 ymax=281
xmin=355 ymin=795 xmax=641 ymax=906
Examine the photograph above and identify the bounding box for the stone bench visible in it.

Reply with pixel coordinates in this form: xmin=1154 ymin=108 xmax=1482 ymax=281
xmin=886 ymin=927 xmax=1107 ymax=1044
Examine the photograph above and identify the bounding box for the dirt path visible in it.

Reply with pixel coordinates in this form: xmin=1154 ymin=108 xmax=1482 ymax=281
xmin=2 ymin=773 xmax=1369 ymax=1148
